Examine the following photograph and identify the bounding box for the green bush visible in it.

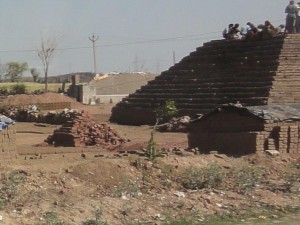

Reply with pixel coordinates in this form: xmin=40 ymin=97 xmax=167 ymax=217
xmin=10 ymin=83 xmax=26 ymax=94
xmin=180 ymin=164 xmax=224 ymax=190
xmin=0 ymin=170 xmax=26 ymax=206
xmin=40 ymin=211 xmax=64 ymax=225
xmin=231 ymin=165 xmax=263 ymax=193
xmin=145 ymin=131 xmax=162 ymax=161
xmin=113 ymin=177 xmax=141 ymax=198
xmin=82 ymin=208 xmax=108 ymax=225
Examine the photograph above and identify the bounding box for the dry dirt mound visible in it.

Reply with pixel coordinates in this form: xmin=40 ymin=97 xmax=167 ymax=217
xmin=70 ymin=159 xmax=136 ymax=189
xmin=1 ymin=93 xmax=82 ymax=108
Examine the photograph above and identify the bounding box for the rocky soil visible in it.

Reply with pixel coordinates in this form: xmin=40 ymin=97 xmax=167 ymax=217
xmin=0 ymin=94 xmax=298 ymax=225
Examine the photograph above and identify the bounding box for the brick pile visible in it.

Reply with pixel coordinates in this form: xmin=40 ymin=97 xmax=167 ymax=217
xmin=0 ymin=127 xmax=17 ymax=165
xmin=45 ymin=111 xmax=128 ymax=148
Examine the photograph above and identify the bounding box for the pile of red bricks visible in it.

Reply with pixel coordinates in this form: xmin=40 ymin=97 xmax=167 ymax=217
xmin=45 ymin=111 xmax=128 ymax=148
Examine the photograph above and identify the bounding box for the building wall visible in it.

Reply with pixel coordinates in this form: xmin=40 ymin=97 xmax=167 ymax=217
xmin=188 ymin=131 xmax=258 ymax=154
xmin=81 ymin=85 xmax=128 ymax=104
xmin=0 ymin=127 xmax=17 ymax=165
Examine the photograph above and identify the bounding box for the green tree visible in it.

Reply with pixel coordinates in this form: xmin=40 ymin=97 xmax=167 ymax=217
xmin=30 ymin=68 xmax=39 ymax=82
xmin=146 ymin=100 xmax=178 ymax=161
xmin=4 ymin=62 xmax=28 ymax=82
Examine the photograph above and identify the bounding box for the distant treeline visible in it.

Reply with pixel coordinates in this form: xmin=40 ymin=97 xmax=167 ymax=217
xmin=19 ymin=72 xmax=94 ymax=83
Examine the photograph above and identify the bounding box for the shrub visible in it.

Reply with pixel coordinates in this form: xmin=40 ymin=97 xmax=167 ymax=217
xmin=82 ymin=208 xmax=108 ymax=225
xmin=180 ymin=164 xmax=224 ymax=190
xmin=0 ymin=170 xmax=26 ymax=205
xmin=232 ymin=165 xmax=263 ymax=192
xmin=10 ymin=83 xmax=26 ymax=94
xmin=113 ymin=177 xmax=141 ymax=198
xmin=145 ymin=131 xmax=162 ymax=161
xmin=40 ymin=211 xmax=64 ymax=225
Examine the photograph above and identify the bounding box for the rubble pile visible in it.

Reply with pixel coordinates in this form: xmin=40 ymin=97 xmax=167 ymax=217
xmin=1 ymin=106 xmax=80 ymax=124
xmin=46 ymin=111 xmax=129 ymax=148
xmin=158 ymin=116 xmax=191 ymax=132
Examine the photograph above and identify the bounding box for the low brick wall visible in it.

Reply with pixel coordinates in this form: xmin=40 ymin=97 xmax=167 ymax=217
xmin=0 ymin=127 xmax=17 ymax=166
xmin=36 ymin=102 xmax=72 ymax=110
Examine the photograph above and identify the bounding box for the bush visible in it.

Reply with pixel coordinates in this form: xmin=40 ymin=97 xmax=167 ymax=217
xmin=10 ymin=83 xmax=26 ymax=94
xmin=180 ymin=164 xmax=224 ymax=190
xmin=232 ymin=165 xmax=263 ymax=192
xmin=40 ymin=211 xmax=64 ymax=225
xmin=113 ymin=177 xmax=141 ymax=198
xmin=0 ymin=170 xmax=26 ymax=206
xmin=82 ymin=208 xmax=108 ymax=225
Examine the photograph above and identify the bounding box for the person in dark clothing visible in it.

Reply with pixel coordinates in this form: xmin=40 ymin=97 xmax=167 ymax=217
xmin=261 ymin=20 xmax=276 ymax=39
xmin=228 ymin=23 xmax=240 ymax=39
xmin=245 ymin=22 xmax=259 ymax=40
xmin=295 ymin=2 xmax=300 ymax=33
xmin=285 ymin=0 xmax=297 ymax=33
xmin=222 ymin=24 xmax=234 ymax=39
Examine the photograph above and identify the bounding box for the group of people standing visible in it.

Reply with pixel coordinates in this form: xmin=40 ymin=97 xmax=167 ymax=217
xmin=222 ymin=1 xmax=300 ymax=40
xmin=285 ymin=0 xmax=300 ymax=33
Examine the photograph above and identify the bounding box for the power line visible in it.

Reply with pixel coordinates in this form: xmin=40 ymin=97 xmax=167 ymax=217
xmin=0 ymin=31 xmax=222 ymax=53
xmin=0 ymin=19 xmax=286 ymax=54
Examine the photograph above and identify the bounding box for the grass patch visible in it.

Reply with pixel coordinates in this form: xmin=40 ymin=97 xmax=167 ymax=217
xmin=113 ymin=177 xmax=141 ymax=198
xmin=82 ymin=208 xmax=108 ymax=225
xmin=0 ymin=170 xmax=26 ymax=206
xmin=39 ymin=211 xmax=64 ymax=225
xmin=180 ymin=163 xmax=224 ymax=190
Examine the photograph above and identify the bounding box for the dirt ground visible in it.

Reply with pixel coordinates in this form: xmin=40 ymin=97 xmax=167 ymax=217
xmin=0 ymin=98 xmax=299 ymax=225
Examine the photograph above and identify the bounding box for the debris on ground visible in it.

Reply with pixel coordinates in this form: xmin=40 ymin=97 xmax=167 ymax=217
xmin=158 ymin=116 xmax=191 ymax=132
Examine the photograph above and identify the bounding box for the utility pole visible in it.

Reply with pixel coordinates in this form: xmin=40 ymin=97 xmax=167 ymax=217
xmin=89 ymin=33 xmax=99 ymax=75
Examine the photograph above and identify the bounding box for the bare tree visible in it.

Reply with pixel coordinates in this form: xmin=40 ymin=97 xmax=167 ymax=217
xmin=37 ymin=37 xmax=57 ymax=92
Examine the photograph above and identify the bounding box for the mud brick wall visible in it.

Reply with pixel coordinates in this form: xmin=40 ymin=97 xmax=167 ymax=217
xmin=188 ymin=131 xmax=258 ymax=154
xmin=255 ymin=122 xmax=300 ymax=154
xmin=189 ymin=119 xmax=300 ymax=155
xmin=111 ymin=34 xmax=300 ymax=125
xmin=0 ymin=127 xmax=17 ymax=165
xmin=36 ymin=102 xmax=71 ymax=110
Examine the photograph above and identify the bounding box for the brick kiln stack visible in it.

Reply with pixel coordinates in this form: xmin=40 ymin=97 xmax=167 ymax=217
xmin=46 ymin=111 xmax=128 ymax=148
xmin=111 ymin=34 xmax=300 ymax=125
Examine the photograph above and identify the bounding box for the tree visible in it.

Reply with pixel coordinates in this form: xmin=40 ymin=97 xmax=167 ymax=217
xmin=146 ymin=100 xmax=178 ymax=161
xmin=0 ymin=63 xmax=8 ymax=82
xmin=37 ymin=37 xmax=57 ymax=92
xmin=4 ymin=62 xmax=28 ymax=82
xmin=30 ymin=68 xmax=39 ymax=82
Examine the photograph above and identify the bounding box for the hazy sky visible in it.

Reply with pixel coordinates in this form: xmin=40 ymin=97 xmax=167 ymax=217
xmin=0 ymin=0 xmax=287 ymax=76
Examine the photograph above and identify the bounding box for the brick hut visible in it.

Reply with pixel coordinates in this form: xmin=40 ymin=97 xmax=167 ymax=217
xmin=188 ymin=104 xmax=300 ymax=155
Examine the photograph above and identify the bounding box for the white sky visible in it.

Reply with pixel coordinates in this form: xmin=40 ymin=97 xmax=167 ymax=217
xmin=0 ymin=0 xmax=288 ymax=76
